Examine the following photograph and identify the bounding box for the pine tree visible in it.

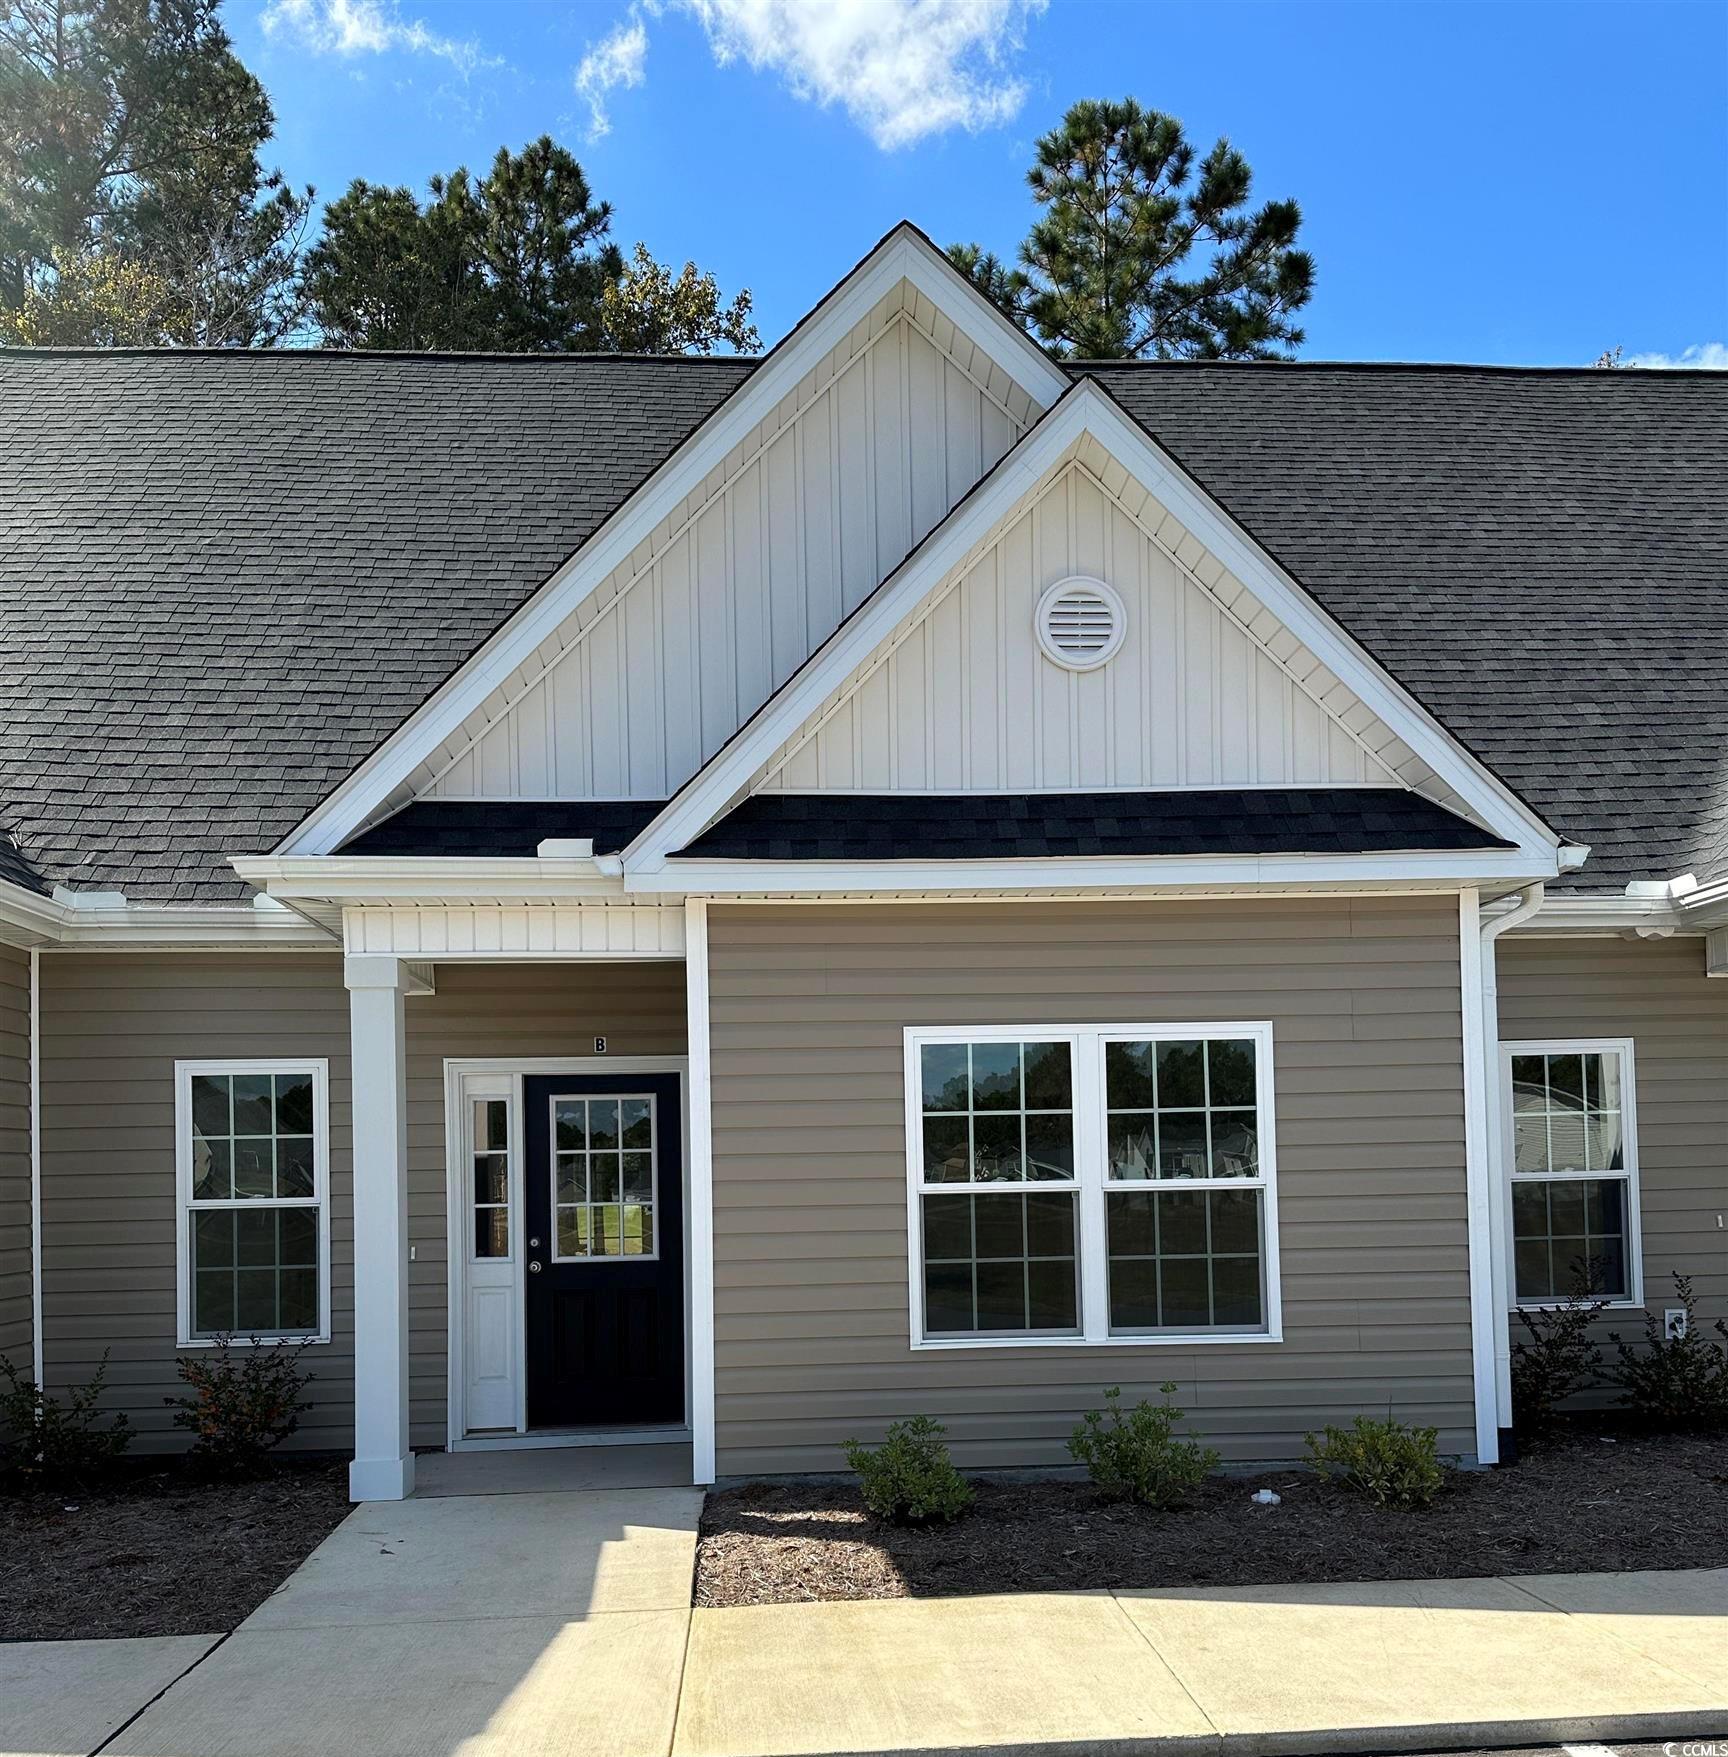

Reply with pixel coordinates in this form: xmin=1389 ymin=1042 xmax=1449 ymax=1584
xmin=950 ymin=97 xmax=1314 ymax=360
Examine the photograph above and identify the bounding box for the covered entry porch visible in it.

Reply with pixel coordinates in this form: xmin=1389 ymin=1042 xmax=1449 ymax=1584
xmin=317 ymin=890 xmax=712 ymax=1502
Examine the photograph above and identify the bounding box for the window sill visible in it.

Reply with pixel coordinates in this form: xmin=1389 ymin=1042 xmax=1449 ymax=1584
xmin=1510 ymin=1300 xmax=1641 ymax=1315
xmin=177 ymin=1334 xmax=331 ymax=1350
xmin=913 ymin=1329 xmax=1281 ymax=1351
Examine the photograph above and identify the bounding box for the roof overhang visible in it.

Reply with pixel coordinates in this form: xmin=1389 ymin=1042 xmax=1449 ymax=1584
xmin=0 ymin=874 xmax=338 ymax=951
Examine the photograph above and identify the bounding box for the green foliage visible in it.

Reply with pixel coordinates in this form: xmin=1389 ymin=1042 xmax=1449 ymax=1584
xmin=165 ymin=1335 xmax=314 ymax=1475
xmin=1607 ymin=1274 xmax=1728 ymax=1430
xmin=0 ymin=0 xmax=311 ymax=343
xmin=949 ymin=96 xmax=1313 ymax=360
xmin=306 ymin=136 xmax=620 ymax=352
xmin=1067 ymin=1384 xmax=1220 ymax=1507
xmin=1511 ymin=1282 xmax=1607 ymax=1437
xmin=844 ymin=1415 xmax=974 ymax=1525
xmin=599 ymin=241 xmax=759 ymax=355
xmin=1304 ymin=1415 xmax=1443 ymax=1509
xmin=0 ymin=1350 xmax=131 ymax=1484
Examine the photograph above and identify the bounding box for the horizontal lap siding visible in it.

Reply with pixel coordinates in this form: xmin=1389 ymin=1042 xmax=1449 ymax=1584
xmin=707 ymin=898 xmax=1474 ymax=1475
xmin=0 ymin=944 xmax=31 ymax=1370
xmin=37 ymin=955 xmax=687 ymax=1453
xmin=1498 ymin=935 xmax=1728 ymax=1326
xmin=38 ymin=955 xmax=353 ymax=1449
xmin=401 ymin=962 xmax=687 ymax=1446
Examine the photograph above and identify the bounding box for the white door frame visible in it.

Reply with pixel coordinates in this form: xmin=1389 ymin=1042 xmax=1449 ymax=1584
xmin=443 ymin=1055 xmax=692 ymax=1453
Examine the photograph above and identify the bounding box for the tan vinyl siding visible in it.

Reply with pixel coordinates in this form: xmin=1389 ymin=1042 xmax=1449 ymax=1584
xmin=0 ymin=943 xmax=31 ymax=1370
xmin=402 ymin=961 xmax=687 ymax=1445
xmin=706 ymin=898 xmax=1475 ymax=1475
xmin=36 ymin=953 xmax=685 ymax=1452
xmin=1498 ymin=934 xmax=1728 ymax=1327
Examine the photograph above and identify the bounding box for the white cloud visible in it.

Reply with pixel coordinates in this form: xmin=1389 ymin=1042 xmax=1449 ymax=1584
xmin=575 ymin=0 xmax=1043 ymax=151
xmin=261 ymin=0 xmax=495 ymax=76
xmin=1621 ymin=341 xmax=1728 ymax=370
xmin=576 ymin=10 xmax=650 ymax=141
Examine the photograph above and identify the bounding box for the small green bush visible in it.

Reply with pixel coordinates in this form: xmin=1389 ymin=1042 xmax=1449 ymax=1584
xmin=1067 ymin=1384 xmax=1220 ymax=1507
xmin=844 ymin=1415 xmax=973 ymax=1525
xmin=0 ymin=1351 xmax=132 ymax=1485
xmin=166 ymin=1335 xmax=315 ymax=1475
xmin=1607 ymin=1274 xmax=1728 ymax=1431
xmin=1511 ymin=1283 xmax=1606 ymax=1437
xmin=1304 ymin=1414 xmax=1443 ymax=1509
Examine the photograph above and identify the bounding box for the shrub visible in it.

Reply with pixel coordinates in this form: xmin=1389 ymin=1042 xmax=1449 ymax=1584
xmin=1607 ymin=1274 xmax=1728 ymax=1431
xmin=0 ymin=1351 xmax=132 ymax=1485
xmin=1067 ymin=1384 xmax=1220 ymax=1507
xmin=1511 ymin=1283 xmax=1606 ymax=1437
xmin=166 ymin=1335 xmax=315 ymax=1475
xmin=1304 ymin=1414 xmax=1443 ymax=1509
xmin=844 ymin=1415 xmax=973 ymax=1525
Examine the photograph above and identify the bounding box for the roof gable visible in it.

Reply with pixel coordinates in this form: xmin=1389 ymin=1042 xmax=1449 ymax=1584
xmin=278 ymin=223 xmax=1068 ymax=856
xmin=625 ymin=378 xmax=1565 ymax=881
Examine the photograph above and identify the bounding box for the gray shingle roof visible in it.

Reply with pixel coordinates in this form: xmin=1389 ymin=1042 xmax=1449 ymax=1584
xmin=0 ymin=349 xmax=754 ymax=901
xmin=1079 ymin=363 xmax=1728 ymax=891
xmin=343 ymin=799 xmax=667 ymax=858
xmin=673 ymin=788 xmax=1512 ymax=862
xmin=1 ymin=348 xmax=1722 ymax=901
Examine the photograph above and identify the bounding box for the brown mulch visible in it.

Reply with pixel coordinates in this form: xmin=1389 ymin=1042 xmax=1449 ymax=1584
xmin=696 ymin=1430 xmax=1728 ymax=1608
xmin=0 ymin=1458 xmax=352 ymax=1640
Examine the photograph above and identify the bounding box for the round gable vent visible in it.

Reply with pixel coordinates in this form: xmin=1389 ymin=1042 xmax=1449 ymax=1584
xmin=1035 ymin=576 xmax=1127 ymax=671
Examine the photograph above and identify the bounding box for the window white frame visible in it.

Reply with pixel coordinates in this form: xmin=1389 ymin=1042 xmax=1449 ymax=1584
xmin=174 ymin=1057 xmax=332 ymax=1348
xmin=903 ymin=1022 xmax=1282 ymax=1350
xmin=1501 ymin=1036 xmax=1644 ymax=1311
xmin=547 ymin=1090 xmax=662 ymax=1264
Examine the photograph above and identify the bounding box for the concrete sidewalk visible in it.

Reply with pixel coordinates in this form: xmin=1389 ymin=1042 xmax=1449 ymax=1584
xmin=4 ymin=1483 xmax=1721 ymax=1757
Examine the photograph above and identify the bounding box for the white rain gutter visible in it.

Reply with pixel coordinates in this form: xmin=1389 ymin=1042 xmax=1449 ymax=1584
xmin=1478 ymin=881 xmax=1547 ymax=1450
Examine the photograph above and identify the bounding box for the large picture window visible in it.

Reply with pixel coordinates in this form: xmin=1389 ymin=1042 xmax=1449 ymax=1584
xmin=1503 ymin=1039 xmax=1642 ymax=1306
xmin=176 ymin=1059 xmax=331 ymax=1346
xmin=905 ymin=1024 xmax=1280 ymax=1347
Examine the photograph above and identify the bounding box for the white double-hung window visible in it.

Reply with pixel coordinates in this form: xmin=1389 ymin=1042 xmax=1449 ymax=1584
xmin=1503 ymin=1039 xmax=1642 ymax=1307
xmin=175 ymin=1059 xmax=331 ymax=1346
xmin=905 ymin=1023 xmax=1281 ymax=1348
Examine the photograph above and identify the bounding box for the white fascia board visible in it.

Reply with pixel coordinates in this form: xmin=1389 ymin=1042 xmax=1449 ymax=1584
xmin=626 ymin=378 xmax=1561 ymax=873
xmin=233 ymin=854 xmax=630 ymax=903
xmin=627 ymin=847 xmax=1565 ymax=897
xmin=1516 ymin=892 xmax=1699 ymax=935
xmin=272 ymin=226 xmax=1066 ymax=861
xmin=0 ymin=880 xmax=67 ymax=948
xmin=53 ymin=906 xmax=337 ymax=950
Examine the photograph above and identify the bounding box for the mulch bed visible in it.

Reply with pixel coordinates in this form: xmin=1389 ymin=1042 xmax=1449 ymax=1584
xmin=696 ymin=1429 xmax=1728 ymax=1608
xmin=0 ymin=1457 xmax=352 ymax=1640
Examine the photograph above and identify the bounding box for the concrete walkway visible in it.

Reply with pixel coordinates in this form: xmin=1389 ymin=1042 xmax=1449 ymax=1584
xmin=3 ymin=1482 xmax=1722 ymax=1757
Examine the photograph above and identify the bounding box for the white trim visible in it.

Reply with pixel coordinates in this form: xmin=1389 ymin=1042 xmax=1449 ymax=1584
xmin=1458 ymin=890 xmax=1500 ymax=1466
xmin=172 ymin=1058 xmax=333 ymax=1349
xmin=451 ymin=1425 xmax=691 ymax=1453
xmin=638 ymin=848 xmax=1565 ymax=896
xmin=0 ymin=883 xmax=335 ymax=952
xmin=273 ymin=226 xmax=1066 ymax=860
xmin=684 ymin=899 xmax=716 ymax=1484
xmin=626 ymin=379 xmax=1561 ymax=874
xmin=902 ymin=1020 xmax=1282 ymax=1350
xmin=1499 ymin=1036 xmax=1644 ymax=1311
xmin=28 ymin=947 xmax=42 ymax=1386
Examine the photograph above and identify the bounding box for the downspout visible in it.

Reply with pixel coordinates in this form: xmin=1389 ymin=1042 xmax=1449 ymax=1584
xmin=1478 ymin=882 xmax=1545 ymax=1462
xmin=29 ymin=947 xmax=43 ymax=1389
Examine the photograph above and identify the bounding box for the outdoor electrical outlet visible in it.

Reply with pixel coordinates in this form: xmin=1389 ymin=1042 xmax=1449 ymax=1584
xmin=1664 ymin=1308 xmax=1688 ymax=1340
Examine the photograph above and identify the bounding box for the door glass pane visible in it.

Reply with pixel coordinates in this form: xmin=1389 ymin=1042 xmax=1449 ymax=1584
xmin=472 ymin=1099 xmax=510 ymax=1260
xmin=552 ymin=1095 xmax=655 ymax=1259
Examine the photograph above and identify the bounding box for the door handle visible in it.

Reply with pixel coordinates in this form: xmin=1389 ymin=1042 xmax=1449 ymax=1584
xmin=528 ymin=1260 xmax=543 ymax=1274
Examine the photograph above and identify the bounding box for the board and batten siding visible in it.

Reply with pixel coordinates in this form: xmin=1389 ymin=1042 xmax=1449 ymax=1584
xmin=36 ymin=953 xmax=686 ymax=1450
xmin=1498 ymin=934 xmax=1728 ymax=1325
xmin=391 ymin=289 xmax=1035 ymax=812
xmin=705 ymin=898 xmax=1476 ymax=1475
xmin=0 ymin=943 xmax=32 ymax=1371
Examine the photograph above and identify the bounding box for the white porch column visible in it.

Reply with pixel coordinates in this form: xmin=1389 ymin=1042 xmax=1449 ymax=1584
xmin=345 ymin=954 xmax=415 ymax=1501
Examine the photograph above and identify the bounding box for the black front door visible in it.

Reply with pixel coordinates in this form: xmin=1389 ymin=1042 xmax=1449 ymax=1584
xmin=523 ymin=1073 xmax=685 ymax=1428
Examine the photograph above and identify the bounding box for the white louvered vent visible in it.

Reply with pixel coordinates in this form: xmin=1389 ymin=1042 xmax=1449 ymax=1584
xmin=1035 ymin=577 xmax=1127 ymax=671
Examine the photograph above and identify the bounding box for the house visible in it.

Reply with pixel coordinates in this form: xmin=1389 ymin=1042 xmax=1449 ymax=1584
xmin=1 ymin=224 xmax=1723 ymax=1502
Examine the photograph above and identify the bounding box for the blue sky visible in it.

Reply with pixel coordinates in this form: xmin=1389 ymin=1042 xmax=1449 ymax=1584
xmin=234 ymin=0 xmax=1727 ymax=365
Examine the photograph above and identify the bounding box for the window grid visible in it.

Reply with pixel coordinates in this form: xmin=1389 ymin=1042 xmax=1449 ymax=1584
xmin=918 ymin=1040 xmax=1076 ymax=1186
xmin=1504 ymin=1041 xmax=1640 ymax=1308
xmin=1102 ymin=1037 xmax=1261 ymax=1185
xmin=178 ymin=1062 xmax=327 ymax=1346
xmin=907 ymin=1025 xmax=1280 ymax=1349
xmin=551 ymin=1094 xmax=657 ymax=1261
xmin=471 ymin=1097 xmax=510 ymax=1260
